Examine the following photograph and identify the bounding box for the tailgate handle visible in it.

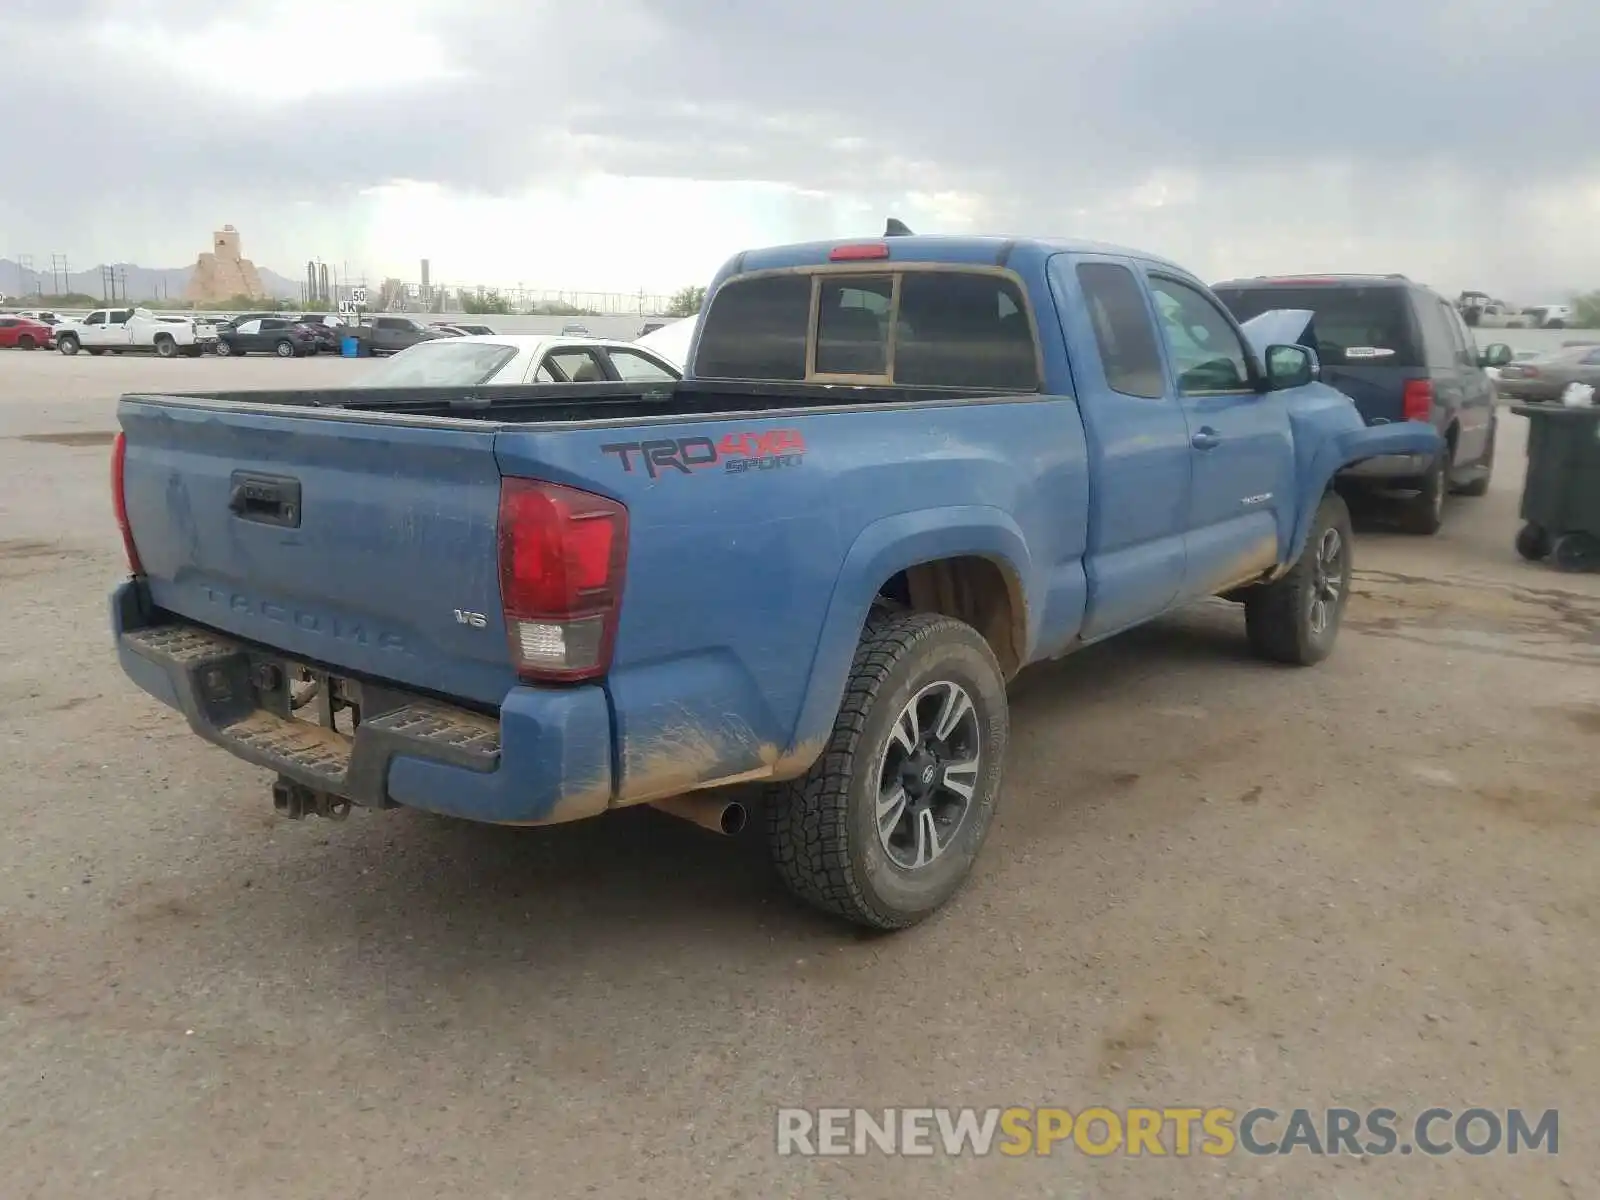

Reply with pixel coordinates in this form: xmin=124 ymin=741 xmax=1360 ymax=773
xmin=228 ymin=471 xmax=302 ymax=528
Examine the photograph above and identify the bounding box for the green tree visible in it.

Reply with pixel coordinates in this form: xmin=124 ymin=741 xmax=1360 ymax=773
xmin=1574 ymin=291 xmax=1600 ymax=329
xmin=665 ymin=285 xmax=706 ymax=318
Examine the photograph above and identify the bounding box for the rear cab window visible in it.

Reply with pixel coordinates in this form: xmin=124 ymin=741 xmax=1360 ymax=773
xmin=695 ymin=265 xmax=1039 ymax=391
xmin=1213 ymin=282 xmax=1421 ymax=369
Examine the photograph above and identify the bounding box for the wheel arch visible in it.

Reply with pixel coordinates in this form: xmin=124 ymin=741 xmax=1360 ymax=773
xmin=784 ymin=507 xmax=1034 ymax=770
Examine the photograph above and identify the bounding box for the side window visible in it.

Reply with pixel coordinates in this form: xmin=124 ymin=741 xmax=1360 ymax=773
xmin=0 ymin=319 xmax=15 ymax=329
xmin=373 ymin=318 xmax=397 ymax=331
xmin=235 ymin=319 xmax=262 ymax=335
xmin=695 ymin=274 xmax=810 ymax=381
xmin=1075 ymin=262 xmax=1165 ymax=399
xmin=109 ymin=309 xmax=132 ymax=325
xmin=606 ymin=349 xmax=677 ymax=382
xmin=1438 ymin=301 xmax=1475 ymax=367
xmin=546 ymin=348 xmax=608 ymax=382
xmin=85 ymin=312 xmax=106 ymax=326
xmin=1412 ymin=297 xmax=1458 ymax=368
xmin=261 ymin=318 xmax=286 ymax=331
xmin=1146 ymin=277 xmax=1252 ymax=394
xmin=815 ymin=275 xmax=892 ymax=376
xmin=533 ymin=362 xmax=558 ymax=383
xmin=894 ymin=271 xmax=1038 ymax=389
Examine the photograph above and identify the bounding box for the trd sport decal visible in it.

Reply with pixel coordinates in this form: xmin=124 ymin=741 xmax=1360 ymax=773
xmin=600 ymin=430 xmax=806 ymax=479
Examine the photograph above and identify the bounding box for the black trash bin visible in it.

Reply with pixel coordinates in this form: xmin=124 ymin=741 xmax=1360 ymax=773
xmin=1511 ymin=402 xmax=1600 ymax=571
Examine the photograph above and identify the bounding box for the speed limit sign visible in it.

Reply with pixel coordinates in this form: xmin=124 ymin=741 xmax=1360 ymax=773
xmin=350 ymin=286 xmax=368 ymax=304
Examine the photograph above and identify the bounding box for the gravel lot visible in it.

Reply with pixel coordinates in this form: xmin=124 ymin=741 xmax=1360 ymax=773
xmin=2 ymin=351 xmax=1597 ymax=1199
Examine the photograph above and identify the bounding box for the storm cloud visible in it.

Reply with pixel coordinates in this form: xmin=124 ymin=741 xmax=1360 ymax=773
xmin=4 ymin=0 xmax=1596 ymax=296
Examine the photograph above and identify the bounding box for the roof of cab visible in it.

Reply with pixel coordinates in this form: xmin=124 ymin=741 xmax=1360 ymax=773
xmin=723 ymin=234 xmax=1194 ymax=278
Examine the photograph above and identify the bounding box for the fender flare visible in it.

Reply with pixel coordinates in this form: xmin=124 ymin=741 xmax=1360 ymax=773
xmin=1283 ymin=420 xmax=1443 ymax=565
xmin=784 ymin=506 xmax=1034 ymax=762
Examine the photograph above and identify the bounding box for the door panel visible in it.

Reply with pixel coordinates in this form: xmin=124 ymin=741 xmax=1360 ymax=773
xmin=1443 ymin=301 xmax=1493 ymax=464
xmin=1050 ymin=254 xmax=1190 ymax=641
xmin=1143 ymin=273 xmax=1292 ymax=597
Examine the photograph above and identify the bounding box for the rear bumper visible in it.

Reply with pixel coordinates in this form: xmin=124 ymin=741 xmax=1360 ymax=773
xmin=111 ymin=580 xmax=614 ymax=825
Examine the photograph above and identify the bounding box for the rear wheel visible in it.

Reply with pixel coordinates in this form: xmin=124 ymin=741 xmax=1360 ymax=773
xmin=765 ymin=612 xmax=1008 ymax=929
xmin=1396 ymin=451 xmax=1448 ymax=535
xmin=274 ymin=339 xmax=294 ymax=358
xmin=17 ymin=334 xmax=36 ymax=351
xmin=1245 ymin=492 xmax=1353 ymax=666
xmin=154 ymin=334 xmax=177 ymax=358
xmin=1552 ymin=533 xmax=1600 ymax=573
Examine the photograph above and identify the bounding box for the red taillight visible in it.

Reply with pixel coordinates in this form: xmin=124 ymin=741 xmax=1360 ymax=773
xmin=1402 ymin=379 xmax=1434 ymax=422
xmin=1520 ymin=366 xmax=1540 ymax=378
xmin=110 ymin=431 xmax=143 ymax=574
xmin=497 ymin=478 xmax=628 ymax=683
xmin=828 ymin=242 xmax=890 ymax=261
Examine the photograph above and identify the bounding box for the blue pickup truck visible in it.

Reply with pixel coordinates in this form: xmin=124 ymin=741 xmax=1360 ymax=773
xmin=111 ymin=232 xmax=1438 ymax=929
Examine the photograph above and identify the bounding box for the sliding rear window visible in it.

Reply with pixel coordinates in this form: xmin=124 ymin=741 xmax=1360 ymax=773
xmin=1213 ymin=284 xmax=1421 ymax=368
xmin=695 ymin=268 xmax=1040 ymax=390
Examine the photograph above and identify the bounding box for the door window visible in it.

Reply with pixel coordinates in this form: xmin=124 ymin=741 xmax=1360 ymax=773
xmin=1438 ymin=300 xmax=1476 ymax=368
xmin=85 ymin=312 xmax=106 ymax=326
xmin=108 ymin=309 xmax=132 ymax=325
xmin=1075 ymin=262 xmax=1166 ymax=398
xmin=545 ymin=348 xmax=608 ymax=382
xmin=606 ymin=349 xmax=678 ymax=381
xmin=1147 ymin=277 xmax=1252 ymax=394
xmin=234 ymin=319 xmax=262 ymax=335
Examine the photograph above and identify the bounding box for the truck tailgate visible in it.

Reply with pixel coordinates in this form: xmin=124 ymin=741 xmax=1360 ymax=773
xmin=119 ymin=398 xmax=517 ymax=708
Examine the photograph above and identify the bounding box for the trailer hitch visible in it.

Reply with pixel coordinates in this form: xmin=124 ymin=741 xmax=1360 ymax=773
xmin=271 ymin=776 xmax=351 ymax=821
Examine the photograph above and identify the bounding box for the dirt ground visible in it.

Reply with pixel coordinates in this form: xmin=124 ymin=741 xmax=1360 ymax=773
xmin=1 ymin=352 xmax=1596 ymax=1199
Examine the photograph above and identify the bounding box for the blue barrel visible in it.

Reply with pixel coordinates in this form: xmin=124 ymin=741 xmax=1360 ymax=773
xmin=341 ymin=335 xmax=359 ymax=358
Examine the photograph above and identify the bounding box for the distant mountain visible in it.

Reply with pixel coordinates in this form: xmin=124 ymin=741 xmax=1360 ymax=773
xmin=0 ymin=258 xmax=303 ymax=303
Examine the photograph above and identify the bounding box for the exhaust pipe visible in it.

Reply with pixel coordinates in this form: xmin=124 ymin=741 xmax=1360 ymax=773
xmin=650 ymin=794 xmax=748 ymax=836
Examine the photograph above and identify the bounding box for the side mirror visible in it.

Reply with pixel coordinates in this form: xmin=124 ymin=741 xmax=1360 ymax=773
xmin=1479 ymin=342 xmax=1513 ymax=369
xmin=1264 ymin=343 xmax=1318 ymax=391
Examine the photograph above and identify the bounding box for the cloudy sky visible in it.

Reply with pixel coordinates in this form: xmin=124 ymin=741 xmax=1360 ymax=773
xmin=6 ymin=0 xmax=1597 ymax=300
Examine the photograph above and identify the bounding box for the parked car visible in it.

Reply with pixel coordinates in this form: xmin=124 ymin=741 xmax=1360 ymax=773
xmin=1485 ymin=348 xmax=1539 ymax=383
xmin=1492 ymin=344 xmax=1600 ymax=403
xmin=447 ymin=323 xmax=496 ymax=336
xmin=291 ymin=316 xmax=341 ymax=354
xmin=1212 ymin=275 xmax=1508 ymax=534
xmin=110 ymin=231 xmax=1437 ymax=930
xmin=350 ymin=334 xmax=682 ymax=388
xmin=633 ymin=315 xmax=697 ymax=371
xmin=55 ymin=307 xmax=207 ymax=358
xmin=339 ymin=315 xmax=447 ymax=356
xmin=560 ymin=320 xmax=590 ymax=335
xmin=0 ymin=314 xmax=55 ymax=350
xmin=215 ymin=316 xmax=318 ymax=357
xmin=14 ymin=309 xmax=64 ymax=326
xmin=1524 ymin=305 xmax=1575 ymax=330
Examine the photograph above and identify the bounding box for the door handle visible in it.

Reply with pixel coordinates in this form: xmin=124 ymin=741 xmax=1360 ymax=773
xmin=1191 ymin=428 xmax=1221 ymax=451
xmin=228 ymin=471 xmax=302 ymax=528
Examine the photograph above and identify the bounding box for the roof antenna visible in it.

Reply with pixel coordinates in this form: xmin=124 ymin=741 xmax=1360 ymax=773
xmin=884 ymin=217 xmax=914 ymax=237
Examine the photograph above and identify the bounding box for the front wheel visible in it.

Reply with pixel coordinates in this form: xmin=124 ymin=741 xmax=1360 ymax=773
xmin=1516 ymin=523 xmax=1553 ymax=562
xmin=1552 ymin=533 xmax=1600 ymax=573
xmin=765 ymin=612 xmax=1009 ymax=929
xmin=215 ymin=339 xmax=233 ymax=356
xmin=57 ymin=335 xmax=80 ymax=356
xmin=1245 ymin=491 xmax=1354 ymax=666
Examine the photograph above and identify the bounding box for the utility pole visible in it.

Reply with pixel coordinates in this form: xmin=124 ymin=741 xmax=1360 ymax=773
xmin=117 ymin=266 xmax=128 ymax=303
xmin=50 ymin=253 xmax=69 ymax=297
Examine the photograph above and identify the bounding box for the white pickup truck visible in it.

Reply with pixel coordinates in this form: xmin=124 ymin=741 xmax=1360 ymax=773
xmin=55 ymin=307 xmax=208 ymax=358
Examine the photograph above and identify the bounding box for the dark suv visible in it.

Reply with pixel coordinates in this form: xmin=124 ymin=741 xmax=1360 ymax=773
xmin=1212 ymin=275 xmax=1512 ymax=534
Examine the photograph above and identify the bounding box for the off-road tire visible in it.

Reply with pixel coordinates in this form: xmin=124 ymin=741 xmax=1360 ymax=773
xmin=1245 ymin=491 xmax=1354 ymax=666
xmin=1397 ymin=451 xmax=1448 ymax=535
xmin=766 ymin=611 xmax=1009 ymax=930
